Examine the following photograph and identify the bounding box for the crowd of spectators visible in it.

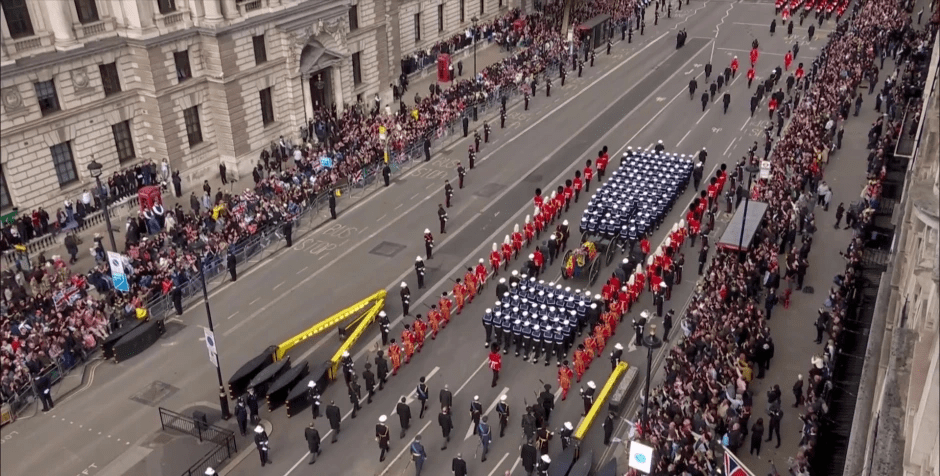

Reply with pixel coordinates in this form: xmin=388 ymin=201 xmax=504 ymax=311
xmin=0 ymin=0 xmax=642 ymax=404
xmin=624 ymin=1 xmax=936 ymax=475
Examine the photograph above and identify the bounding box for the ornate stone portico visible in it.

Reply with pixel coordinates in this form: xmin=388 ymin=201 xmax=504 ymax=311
xmin=289 ymin=18 xmax=349 ymax=121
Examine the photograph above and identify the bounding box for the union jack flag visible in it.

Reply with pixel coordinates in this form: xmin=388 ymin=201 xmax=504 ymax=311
xmin=723 ymin=447 xmax=755 ymax=476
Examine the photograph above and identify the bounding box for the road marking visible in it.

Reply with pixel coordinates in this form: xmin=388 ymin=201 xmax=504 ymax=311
xmin=711 ymin=4 xmax=734 ymax=62
xmin=740 ymin=116 xmax=751 ymax=131
xmin=465 ymin=387 xmax=509 ymax=441
xmin=273 ymin=281 xmax=285 ymax=290
xmin=226 ymin=311 xmax=239 ymax=320
xmin=723 ymin=137 xmax=738 ymax=156
xmin=718 ymin=47 xmax=785 ymax=56
xmin=411 ymin=193 xmax=420 ymax=200
xmin=184 ymin=27 xmax=683 ymax=340
xmin=510 ymin=456 xmax=522 ymax=474
xmin=677 ymin=128 xmax=694 ymax=147
xmin=426 ymin=184 xmax=434 ymax=190
xmin=494 ymin=211 xmax=500 ymax=217
xmin=249 ymin=298 xmax=260 ymax=305
xmin=377 ymin=214 xmax=387 ymax=222
xmin=486 ymin=453 xmax=511 ymax=476
xmin=296 ymin=266 xmax=308 ymax=275
xmin=395 ymin=203 xmax=403 ymax=210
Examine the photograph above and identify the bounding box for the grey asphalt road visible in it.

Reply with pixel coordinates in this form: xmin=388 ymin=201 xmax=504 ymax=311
xmin=0 ymin=2 xmax=856 ymax=476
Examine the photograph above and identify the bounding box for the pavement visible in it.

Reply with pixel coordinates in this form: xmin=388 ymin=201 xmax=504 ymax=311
xmin=0 ymin=2 xmax=888 ymax=476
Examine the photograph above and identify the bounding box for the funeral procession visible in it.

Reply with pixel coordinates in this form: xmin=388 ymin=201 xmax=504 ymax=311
xmin=1 ymin=0 xmax=937 ymax=475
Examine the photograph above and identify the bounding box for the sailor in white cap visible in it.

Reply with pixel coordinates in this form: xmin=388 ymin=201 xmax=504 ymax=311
xmin=254 ymin=425 xmax=271 ymax=466
xmin=557 ymin=220 xmax=570 ymax=251
xmin=634 ymin=311 xmax=649 ymax=346
xmin=424 ymin=228 xmax=434 ymax=259
xmin=495 ymin=394 xmax=510 ymax=437
xmin=400 ymin=282 xmax=411 ymax=315
xmin=580 ymin=381 xmax=596 ymax=416
xmin=204 ymin=468 xmax=216 ymax=475
xmin=415 ymin=256 xmax=426 ymax=289
xmin=470 ymin=396 xmax=483 ymax=434
xmin=376 ymin=415 xmax=391 ymax=461
xmin=538 ymin=454 xmax=552 ymax=474
xmin=654 ymin=281 xmax=667 ymax=317
xmin=560 ymin=421 xmax=575 ymax=449
xmin=610 ymin=342 xmax=624 ymax=370
xmin=307 ymin=380 xmax=322 ymax=418
xmin=655 ymin=139 xmax=665 ymax=153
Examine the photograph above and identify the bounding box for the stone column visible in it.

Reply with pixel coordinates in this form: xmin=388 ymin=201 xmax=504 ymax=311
xmin=203 ymin=0 xmax=223 ymax=22
xmin=301 ymin=73 xmax=313 ymax=124
xmin=221 ymin=0 xmax=238 ymax=20
xmin=46 ymin=0 xmax=78 ymax=48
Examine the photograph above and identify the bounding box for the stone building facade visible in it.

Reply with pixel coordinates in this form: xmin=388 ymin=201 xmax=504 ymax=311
xmin=0 ymin=0 xmax=512 ymax=215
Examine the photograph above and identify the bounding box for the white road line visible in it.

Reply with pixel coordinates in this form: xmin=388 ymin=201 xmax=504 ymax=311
xmin=718 ymin=47 xmax=785 ymax=56
xmin=510 ymin=456 xmax=523 ymax=474
xmin=486 ymin=453 xmax=511 ymax=476
xmin=273 ymin=281 xmax=286 ymax=290
xmin=454 ymin=361 xmax=488 ymax=396
xmin=723 ymin=137 xmax=738 ymax=156
xmin=377 ymin=214 xmax=387 ymax=222
xmin=249 ymin=298 xmax=260 ymax=305
xmin=391 ymin=366 xmax=441 ymax=416
xmin=711 ymin=4 xmax=734 ymax=62
xmin=395 ymin=203 xmax=404 ymax=210
xmin=677 ymin=128 xmax=694 ymax=147
xmin=411 ymin=193 xmax=420 ymax=200
xmin=426 ymin=184 xmax=434 ymax=190
xmin=465 ymin=387 xmax=509 ymax=441
xmin=740 ymin=116 xmax=751 ymax=131
xmin=226 ymin=311 xmax=239 ymax=320
xmin=296 ymin=266 xmax=308 ymax=275
xmin=696 ymin=112 xmax=708 ymax=125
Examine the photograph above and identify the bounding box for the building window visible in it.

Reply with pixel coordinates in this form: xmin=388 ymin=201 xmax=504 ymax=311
xmin=0 ymin=169 xmax=11 ymax=212
xmin=460 ymin=0 xmax=465 ymax=22
xmin=156 ymin=0 xmax=176 ymax=14
xmin=438 ymin=5 xmax=444 ymax=32
xmin=499 ymin=0 xmax=502 ymax=7
xmin=414 ymin=13 xmax=421 ymax=41
xmin=50 ymin=142 xmax=78 ymax=186
xmin=183 ymin=106 xmax=203 ymax=147
xmin=348 ymin=5 xmax=358 ymax=31
xmin=1 ymin=0 xmax=34 ymax=38
xmin=99 ymin=63 xmax=121 ymax=96
xmin=174 ymin=50 xmax=192 ymax=82
xmin=352 ymin=52 xmax=362 ymax=85
xmin=34 ymin=80 xmax=61 ymax=116
xmin=252 ymin=35 xmax=267 ymax=65
xmin=259 ymin=87 xmax=275 ymax=125
xmin=479 ymin=0 xmax=484 ymax=14
xmin=74 ymin=0 xmax=99 ymax=23
xmin=112 ymin=120 xmax=136 ymax=162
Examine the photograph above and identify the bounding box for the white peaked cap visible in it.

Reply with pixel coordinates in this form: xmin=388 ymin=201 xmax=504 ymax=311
xmin=680 ymin=219 xmax=687 ymax=228
xmin=564 ymin=422 xmax=573 ymax=430
xmin=425 ymin=228 xmax=430 ymax=233
xmin=658 ymin=140 xmax=663 ymax=144
xmin=525 ymin=215 xmax=531 ymax=224
xmin=255 ymin=425 xmax=265 ymax=433
xmin=501 ymin=395 xmax=507 ymax=401
xmin=563 ymin=220 xmax=569 ymax=226
xmin=647 ymin=255 xmax=655 ymax=266
xmin=205 ymin=469 xmax=216 ymax=476
xmin=565 ymin=287 xmax=571 ymax=292
xmin=343 ymin=351 xmax=350 ymax=357
xmin=623 ymin=258 xmax=629 ymax=264
xmin=529 ymin=254 xmax=535 ymax=259
xmin=587 ymin=381 xmax=596 ymax=389
xmin=550 ymin=234 xmax=557 ymax=239
xmin=514 ymin=224 xmax=520 ymax=233
xmin=504 ymin=235 xmax=511 ymax=245
xmin=401 ymin=282 xmax=408 ymax=287
xmin=307 ymin=380 xmax=316 ymax=388
xmin=417 ymin=256 xmax=423 ymax=261
xmin=379 ymin=415 xmax=388 ymax=422
xmin=379 ymin=311 xmax=387 ymax=317
xmin=594 ymin=294 xmax=601 ymax=300
xmin=512 ymin=270 xmax=518 ymax=276
xmin=493 ymin=243 xmax=498 ymax=252
xmin=479 ymin=258 xmax=485 ymax=264
xmin=671 ymin=223 xmax=679 ymax=234
xmin=641 ymin=310 xmax=650 ymax=318
xmin=474 ymin=395 xmax=480 ymax=401
xmin=499 ymin=278 xmax=506 ymax=283
xmin=591 ymin=303 xmax=598 ymax=309
xmin=615 ymin=343 xmax=623 ymax=350
xmin=623 ymin=152 xmax=629 ymax=157
xmin=585 ymin=290 xmax=592 ymax=296
xmin=542 ymin=455 xmax=552 ymax=463
xmin=635 ymin=264 xmax=643 ymax=274
xmin=486 ymin=308 xmax=492 ymax=313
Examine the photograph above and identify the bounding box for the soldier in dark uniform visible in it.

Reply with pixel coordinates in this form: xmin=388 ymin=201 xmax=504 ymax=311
xmin=328 ymin=190 xmax=338 ymax=220
xmin=283 ymin=219 xmax=293 ymax=247
xmin=496 ymin=395 xmax=510 ymax=437
xmin=689 ymin=78 xmax=698 ymax=99
xmin=610 ymin=342 xmax=623 ymax=370
xmin=438 ymin=205 xmax=448 ymax=233
xmin=462 ymin=115 xmax=470 ymax=137
xmin=376 ymin=415 xmax=391 ymax=461
xmin=375 ymin=350 xmax=389 ymax=390
xmin=525 ymin=91 xmax=531 ymax=110
xmin=363 ymin=363 xmax=377 ymax=404
xmin=560 ymin=421 xmax=574 ymax=449
xmin=500 ymin=107 xmax=507 ymax=128
xmin=538 ymin=454 xmax=551 ymax=475
xmin=456 ymin=163 xmax=466 ymax=189
xmin=348 ymin=377 xmax=361 ymax=418
xmin=396 ymin=397 xmax=412 ymax=438
xmin=416 ymin=376 xmax=430 ymax=418
xmin=424 ymin=229 xmax=434 ymax=260
xmin=469 ymin=396 xmax=483 ymax=435
xmin=634 ymin=310 xmax=648 ymax=346
xmin=444 ymin=180 xmax=454 ymax=208
xmin=227 ymin=249 xmax=237 ymax=282
xmin=474 ymin=130 xmax=482 ymax=152
xmin=254 ymin=425 xmax=271 ymax=466
xmin=305 ymin=422 xmax=321 ymax=464
xmin=535 ymin=425 xmax=553 ymax=455
xmin=423 ymin=136 xmax=432 ymax=162
xmin=414 ymin=257 xmax=426 ymax=289
xmin=401 ymin=282 xmax=411 ymax=315
xmin=723 ymin=92 xmax=731 ymax=114
xmin=234 ymin=398 xmax=249 ymax=436
xmin=603 ymin=412 xmax=615 ymax=445
xmin=307 ymin=381 xmax=322 ymax=418
xmin=539 ymin=384 xmax=555 ymax=421
xmin=522 ymin=407 xmax=537 ymax=441
xmin=702 ymin=92 xmax=710 ymax=111
xmin=246 ymin=388 xmax=260 ymax=424
xmin=483 ymin=122 xmax=491 ymax=142
xmin=383 ymin=163 xmax=391 ymax=186
xmin=580 ymin=381 xmax=596 ymax=416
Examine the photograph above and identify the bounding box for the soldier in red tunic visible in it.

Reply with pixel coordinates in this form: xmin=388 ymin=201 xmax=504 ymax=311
xmin=573 ymin=345 xmax=588 ymax=383
xmin=427 ymin=306 xmax=441 ymax=339
xmin=439 ymin=292 xmax=452 ymax=326
xmin=401 ymin=325 xmax=415 ymax=363
xmin=511 ymin=225 xmax=524 ymax=259
xmin=524 ymin=215 xmax=536 ymax=246
xmin=464 ymin=268 xmax=477 ymax=302
xmin=453 ymin=279 xmax=466 ymax=314
xmin=490 ymin=243 xmax=502 ymax=276
xmin=501 ymin=236 xmax=513 ymax=270
xmin=475 ymin=259 xmax=488 ymax=290
xmin=389 ymin=339 xmax=403 ymax=375
xmin=412 ymin=316 xmax=426 ymax=352
xmin=558 ymin=361 xmax=573 ymax=400
xmin=488 ymin=347 xmax=502 ymax=387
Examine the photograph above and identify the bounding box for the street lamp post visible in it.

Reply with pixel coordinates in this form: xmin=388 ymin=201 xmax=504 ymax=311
xmin=471 ymin=16 xmax=479 ymax=77
xmin=641 ymin=324 xmax=662 ymax=431
xmin=191 ymin=240 xmax=231 ymax=420
xmin=86 ymin=160 xmax=117 ymax=251
xmin=736 ymin=164 xmax=761 ymax=263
